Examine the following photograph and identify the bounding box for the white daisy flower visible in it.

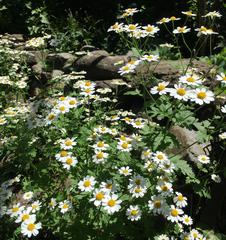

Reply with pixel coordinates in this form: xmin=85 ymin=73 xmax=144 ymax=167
xmin=30 ymin=201 xmax=41 ymax=213
xmin=203 ymin=11 xmax=222 ymax=18
xmin=55 ymin=103 xmax=70 ymax=114
xmin=66 ymin=97 xmax=79 ymax=108
xmin=129 ymin=186 xmax=147 ymax=198
xmin=49 ymin=198 xmax=57 ymax=209
xmin=15 ymin=209 xmax=35 ymax=223
xmin=190 ymin=88 xmax=214 ymax=105
xmin=118 ymin=64 xmax=136 ymax=75
xmin=152 ymin=151 xmax=169 ymax=164
xmin=169 ymin=84 xmax=192 ymax=101
xmin=142 ymin=25 xmax=160 ymax=35
xmin=61 ymin=156 xmax=78 ymax=170
xmin=117 ymin=140 xmax=133 ymax=152
xmin=100 ymin=180 xmax=117 ymax=193
xmin=179 ymin=74 xmax=202 ymax=86
xmin=141 ymin=54 xmax=159 ymax=62
xmin=45 ymin=112 xmax=58 ymax=125
xmin=182 ymin=214 xmax=193 ymax=225
xmin=129 ymin=175 xmax=146 ymax=188
xmin=7 ymin=203 xmax=25 ymax=217
xmin=59 ymin=200 xmax=71 ymax=214
xmin=197 ymin=154 xmax=210 ymax=164
xmin=156 ymin=234 xmax=170 ymax=240
xmin=102 ymin=194 xmax=122 ymax=214
xmin=92 ymin=141 xmax=109 ymax=151
xmin=166 ymin=205 xmax=184 ymax=223
xmin=169 ymin=16 xmax=181 ymax=21
xmin=156 ymin=182 xmax=173 ymax=196
xmin=21 ymin=219 xmax=42 ymax=238
xmin=221 ymin=105 xmax=226 ymax=113
xmin=150 ymin=82 xmax=170 ymax=95
xmin=123 ymin=8 xmax=139 ymax=16
xmin=78 ymin=176 xmax=96 ymax=192
xmin=141 ymin=149 xmax=152 ymax=160
xmin=124 ymin=24 xmax=140 ymax=32
xmin=219 ymin=132 xmax=226 ymax=140
xmin=211 ymin=174 xmax=221 ymax=183
xmin=144 ymin=160 xmax=155 ymax=172
xmin=157 ymin=17 xmax=170 ymax=24
xmin=126 ymin=205 xmax=142 ymax=221
xmin=195 ymin=26 xmax=218 ymax=36
xmin=23 ymin=191 xmax=33 ymax=201
xmin=0 ymin=117 xmax=7 ymax=125
xmin=108 ymin=22 xmax=124 ymax=33
xmin=55 ymin=150 xmax=72 ymax=161
xmin=148 ymin=195 xmax=168 ymax=215
xmin=173 ymin=192 xmax=188 ymax=208
xmin=92 ymin=151 xmax=108 ymax=164
xmin=173 ymin=26 xmax=191 ymax=34
xmin=182 ymin=11 xmax=196 ymax=17
xmin=189 ymin=229 xmax=202 ymax=240
xmin=90 ymin=189 xmax=106 ymax=206
xmin=216 ymin=72 xmax=226 ymax=84
xmin=60 ymin=138 xmax=77 ymax=150
xmin=130 ymin=118 xmax=146 ymax=129
xmin=119 ymin=166 xmax=133 ymax=176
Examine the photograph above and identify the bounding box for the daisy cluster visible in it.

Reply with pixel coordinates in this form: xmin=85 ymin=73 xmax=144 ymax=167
xmin=108 ymin=9 xmax=220 ymax=40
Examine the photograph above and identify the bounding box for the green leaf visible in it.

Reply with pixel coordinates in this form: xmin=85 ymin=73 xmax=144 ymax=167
xmin=124 ymin=89 xmax=142 ymax=96
xmin=170 ymin=155 xmax=195 ymax=178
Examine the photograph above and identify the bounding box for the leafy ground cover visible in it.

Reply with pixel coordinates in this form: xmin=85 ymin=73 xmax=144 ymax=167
xmin=0 ymin=7 xmax=226 ymax=240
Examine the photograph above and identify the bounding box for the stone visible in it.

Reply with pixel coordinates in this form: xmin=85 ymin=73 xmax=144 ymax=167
xmin=52 ymin=69 xmax=64 ymax=79
xmin=32 ymin=63 xmax=43 ymax=75
xmin=46 ymin=52 xmax=76 ymax=69
xmin=169 ymin=125 xmax=211 ymax=161
xmin=23 ymin=51 xmax=48 ymax=65
xmin=74 ymin=51 xmax=128 ymax=80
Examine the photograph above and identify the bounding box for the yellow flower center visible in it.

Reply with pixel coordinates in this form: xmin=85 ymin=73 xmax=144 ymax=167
xmin=120 ymin=136 xmax=127 ymax=141
xmin=97 ymin=142 xmax=104 ymax=147
xmin=65 ymin=140 xmax=72 ymax=146
xmin=69 ymin=100 xmax=77 ymax=105
xmin=177 ymin=88 xmax=186 ymax=96
xmin=59 ymin=96 xmax=65 ymax=101
xmin=85 ymin=89 xmax=91 ymax=93
xmin=122 ymin=66 xmax=130 ymax=71
xmin=177 ymin=195 xmax=184 ymax=201
xmin=12 ymin=207 xmax=19 ymax=212
xmin=171 ymin=209 xmax=179 ymax=217
xmin=128 ymin=25 xmax=136 ymax=31
xmin=154 ymin=201 xmax=162 ymax=208
xmin=22 ymin=214 xmax=30 ymax=221
xmin=112 ymin=23 xmax=119 ymax=29
xmin=48 ymin=114 xmax=55 ymax=120
xmin=170 ymin=16 xmax=177 ymax=20
xmin=197 ymin=91 xmax=207 ymax=99
xmin=135 ymin=188 xmax=142 ymax=193
xmin=135 ymin=179 xmax=141 ymax=185
xmin=60 ymin=151 xmax=68 ymax=157
xmin=186 ymin=77 xmax=195 ymax=82
xmin=178 ymin=27 xmax=185 ymax=33
xmin=223 ymin=76 xmax=226 ymax=81
xmin=108 ymin=199 xmax=116 ymax=207
xmin=122 ymin=142 xmax=128 ymax=149
xmin=96 ymin=152 xmax=104 ymax=159
xmin=146 ymin=26 xmax=154 ymax=32
xmin=123 ymin=169 xmax=129 ymax=174
xmin=85 ymin=81 xmax=91 ymax=86
xmin=106 ymin=183 xmax=112 ymax=189
xmin=161 ymin=185 xmax=168 ymax=191
xmin=27 ymin=223 xmax=35 ymax=231
xmin=157 ymin=154 xmax=164 ymax=160
xmin=96 ymin=192 xmax=104 ymax=200
xmin=131 ymin=210 xmax=138 ymax=216
xmin=157 ymin=84 xmax=165 ymax=91
xmin=60 ymin=106 xmax=67 ymax=112
xmin=200 ymin=26 xmax=207 ymax=31
xmin=66 ymin=158 xmax=73 ymax=165
xmin=62 ymin=204 xmax=68 ymax=209
xmin=83 ymin=180 xmax=91 ymax=187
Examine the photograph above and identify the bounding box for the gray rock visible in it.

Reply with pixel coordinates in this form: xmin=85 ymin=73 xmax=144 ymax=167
xmin=32 ymin=63 xmax=43 ymax=75
xmin=74 ymin=51 xmax=128 ymax=80
xmin=169 ymin=125 xmax=211 ymax=161
xmin=52 ymin=69 xmax=64 ymax=79
xmin=23 ymin=51 xmax=48 ymax=65
xmin=46 ymin=52 xmax=76 ymax=69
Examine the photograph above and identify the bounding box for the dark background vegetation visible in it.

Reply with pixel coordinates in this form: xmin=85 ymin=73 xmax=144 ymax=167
xmin=0 ymin=0 xmax=225 ymax=54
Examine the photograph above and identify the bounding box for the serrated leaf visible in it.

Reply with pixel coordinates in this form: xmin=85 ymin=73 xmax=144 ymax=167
xmin=170 ymin=155 xmax=195 ymax=178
